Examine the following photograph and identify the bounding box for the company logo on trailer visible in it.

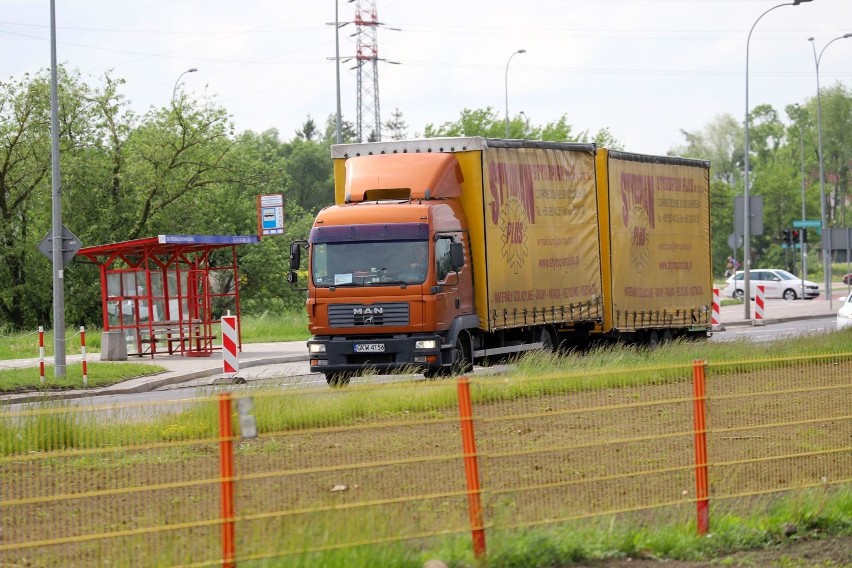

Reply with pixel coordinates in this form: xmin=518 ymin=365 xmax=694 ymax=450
xmin=620 ymin=172 xmax=655 ymax=273
xmin=488 ymin=162 xmax=536 ymax=274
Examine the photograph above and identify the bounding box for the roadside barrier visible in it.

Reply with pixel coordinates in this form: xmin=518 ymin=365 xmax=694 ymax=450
xmin=754 ymin=284 xmax=766 ymax=324
xmin=222 ymin=315 xmax=238 ymax=374
xmin=38 ymin=325 xmax=45 ymax=385
xmin=80 ymin=326 xmax=88 ymax=387
xmin=711 ymin=287 xmax=724 ymax=331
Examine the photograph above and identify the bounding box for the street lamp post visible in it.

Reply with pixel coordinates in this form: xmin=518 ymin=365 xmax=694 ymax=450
xmin=809 ymin=33 xmax=851 ymax=308
xmin=172 ymin=67 xmax=198 ymax=103
xmin=504 ymin=49 xmax=526 ymax=139
xmin=743 ymin=0 xmax=810 ymax=320
xmin=794 ymin=103 xmax=807 ymax=288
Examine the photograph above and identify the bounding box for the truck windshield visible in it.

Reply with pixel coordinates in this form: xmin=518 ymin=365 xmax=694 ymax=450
xmin=312 ymin=241 xmax=429 ymax=287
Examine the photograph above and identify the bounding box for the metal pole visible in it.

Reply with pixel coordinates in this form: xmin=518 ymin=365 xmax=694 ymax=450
xmin=810 ymin=33 xmax=851 ymax=309
xmin=335 ymin=0 xmax=342 ymax=144
xmin=49 ymin=0 xmax=65 ymax=377
xmin=797 ymin=105 xmax=807 ymax=290
xmin=504 ymin=49 xmax=525 ymax=139
xmin=743 ymin=1 xmax=807 ymax=319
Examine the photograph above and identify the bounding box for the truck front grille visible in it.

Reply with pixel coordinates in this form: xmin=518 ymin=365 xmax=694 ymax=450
xmin=328 ymin=303 xmax=409 ymax=327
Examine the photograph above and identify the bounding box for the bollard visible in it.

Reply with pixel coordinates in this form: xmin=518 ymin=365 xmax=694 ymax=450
xmin=38 ymin=326 xmax=45 ymax=385
xmin=80 ymin=326 xmax=88 ymax=387
xmin=753 ymin=285 xmax=766 ymax=326
xmin=711 ymin=287 xmax=724 ymax=331
xmin=221 ymin=315 xmax=239 ymax=374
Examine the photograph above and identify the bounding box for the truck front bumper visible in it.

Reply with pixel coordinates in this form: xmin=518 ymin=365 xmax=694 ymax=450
xmin=308 ymin=334 xmax=445 ymax=375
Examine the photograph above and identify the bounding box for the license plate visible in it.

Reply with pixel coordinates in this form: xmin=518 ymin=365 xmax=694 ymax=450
xmin=354 ymin=343 xmax=385 ymax=353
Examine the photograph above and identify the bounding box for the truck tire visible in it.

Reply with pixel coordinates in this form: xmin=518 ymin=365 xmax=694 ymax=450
xmin=539 ymin=327 xmax=556 ymax=352
xmin=647 ymin=330 xmax=660 ymax=348
xmin=424 ymin=336 xmax=472 ymax=378
xmin=451 ymin=336 xmax=473 ymax=375
xmin=325 ymin=372 xmax=353 ymax=387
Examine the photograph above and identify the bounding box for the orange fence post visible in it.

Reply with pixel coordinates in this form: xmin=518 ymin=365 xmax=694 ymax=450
xmin=218 ymin=393 xmax=236 ymax=567
xmin=692 ymin=359 xmax=709 ymax=535
xmin=456 ymin=376 xmax=486 ymax=559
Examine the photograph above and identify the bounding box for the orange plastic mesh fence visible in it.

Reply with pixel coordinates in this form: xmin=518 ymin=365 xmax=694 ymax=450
xmin=2 ymin=351 xmax=851 ymax=565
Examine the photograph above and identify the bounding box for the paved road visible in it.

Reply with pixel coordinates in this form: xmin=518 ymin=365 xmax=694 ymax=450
xmin=1 ymin=296 xmax=843 ymax=404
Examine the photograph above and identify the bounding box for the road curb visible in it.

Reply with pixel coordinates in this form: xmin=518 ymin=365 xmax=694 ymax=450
xmin=1 ymin=353 xmax=309 ymax=405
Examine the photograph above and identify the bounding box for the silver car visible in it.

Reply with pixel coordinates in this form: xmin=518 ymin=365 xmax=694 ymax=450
xmin=723 ymin=269 xmax=820 ymax=301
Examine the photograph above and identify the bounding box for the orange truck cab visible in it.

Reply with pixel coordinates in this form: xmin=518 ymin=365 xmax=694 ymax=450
xmin=289 ymin=138 xmax=712 ymax=386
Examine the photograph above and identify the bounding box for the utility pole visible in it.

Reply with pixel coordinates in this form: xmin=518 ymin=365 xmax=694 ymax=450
xmin=49 ymin=0 xmax=66 ymax=377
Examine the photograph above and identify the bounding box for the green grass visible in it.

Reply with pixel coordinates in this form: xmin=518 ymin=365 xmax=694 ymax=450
xmin=0 ymin=361 xmax=167 ymax=393
xmin=0 ymin=311 xmax=309 ymax=360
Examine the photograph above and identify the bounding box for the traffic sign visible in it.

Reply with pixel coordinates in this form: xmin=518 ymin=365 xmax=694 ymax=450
xmin=793 ymin=219 xmax=821 ymax=228
xmin=38 ymin=224 xmax=83 ymax=268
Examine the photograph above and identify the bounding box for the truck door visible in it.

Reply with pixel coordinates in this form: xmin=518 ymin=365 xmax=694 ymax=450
xmin=433 ymin=234 xmax=468 ymax=331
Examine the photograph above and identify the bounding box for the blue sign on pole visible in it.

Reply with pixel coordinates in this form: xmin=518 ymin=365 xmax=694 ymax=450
xmin=793 ymin=219 xmax=821 ymax=228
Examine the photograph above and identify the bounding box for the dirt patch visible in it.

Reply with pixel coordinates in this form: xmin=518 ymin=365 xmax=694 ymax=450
xmin=571 ymin=533 xmax=852 ymax=566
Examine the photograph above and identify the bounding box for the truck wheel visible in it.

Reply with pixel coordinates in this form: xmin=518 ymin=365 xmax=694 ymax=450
xmin=325 ymin=372 xmax=353 ymax=387
xmin=539 ymin=327 xmax=556 ymax=352
xmin=451 ymin=336 xmax=473 ymax=375
xmin=647 ymin=330 xmax=660 ymax=348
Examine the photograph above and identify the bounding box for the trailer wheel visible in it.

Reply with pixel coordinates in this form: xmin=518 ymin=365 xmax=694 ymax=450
xmin=325 ymin=372 xmax=353 ymax=387
xmin=662 ymin=329 xmax=674 ymax=344
xmin=539 ymin=327 xmax=556 ymax=352
xmin=647 ymin=330 xmax=660 ymax=348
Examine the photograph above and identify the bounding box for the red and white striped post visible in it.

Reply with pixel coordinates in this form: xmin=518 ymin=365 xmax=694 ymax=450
xmin=38 ymin=326 xmax=46 ymax=385
xmin=221 ymin=315 xmax=239 ymax=374
xmin=754 ymin=285 xmax=766 ymax=325
xmin=711 ymin=287 xmax=723 ymax=330
xmin=80 ymin=326 xmax=88 ymax=387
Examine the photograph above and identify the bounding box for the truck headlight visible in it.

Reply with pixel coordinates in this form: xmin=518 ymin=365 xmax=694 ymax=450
xmin=309 ymin=344 xmax=326 ymax=353
xmin=415 ymin=339 xmax=437 ymax=349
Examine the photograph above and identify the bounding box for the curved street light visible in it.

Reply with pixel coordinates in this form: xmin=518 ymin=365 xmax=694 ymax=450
xmin=504 ymin=49 xmax=526 ymax=139
xmin=172 ymin=67 xmax=198 ymax=103
xmin=742 ymin=0 xmax=810 ymax=320
xmin=809 ymin=33 xmax=851 ymax=308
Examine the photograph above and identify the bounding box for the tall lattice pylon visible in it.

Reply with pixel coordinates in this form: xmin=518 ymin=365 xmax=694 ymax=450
xmin=353 ymin=0 xmax=381 ymax=142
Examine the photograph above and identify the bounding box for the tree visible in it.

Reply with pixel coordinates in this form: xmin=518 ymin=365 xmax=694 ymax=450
xmin=295 ymin=116 xmax=318 ymax=142
xmin=384 ymin=108 xmax=408 ymax=140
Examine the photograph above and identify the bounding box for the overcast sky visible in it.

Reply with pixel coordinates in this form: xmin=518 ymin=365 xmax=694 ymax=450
xmin=2 ymin=0 xmax=852 ymax=155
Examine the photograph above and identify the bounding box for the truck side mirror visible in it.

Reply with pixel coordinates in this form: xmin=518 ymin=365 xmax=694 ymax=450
xmin=286 ymin=271 xmax=298 ymax=285
xmin=289 ymin=242 xmax=301 ymax=271
xmin=450 ymin=242 xmax=464 ymax=271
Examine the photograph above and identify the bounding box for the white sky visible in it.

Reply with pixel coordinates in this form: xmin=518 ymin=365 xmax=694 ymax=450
xmin=2 ymin=0 xmax=852 ymax=156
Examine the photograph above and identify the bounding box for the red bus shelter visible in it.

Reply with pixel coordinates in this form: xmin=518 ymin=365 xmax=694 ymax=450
xmin=76 ymin=235 xmax=259 ymax=358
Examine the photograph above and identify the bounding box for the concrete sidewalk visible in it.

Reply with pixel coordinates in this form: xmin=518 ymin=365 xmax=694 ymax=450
xmin=1 ymin=296 xmax=843 ymax=404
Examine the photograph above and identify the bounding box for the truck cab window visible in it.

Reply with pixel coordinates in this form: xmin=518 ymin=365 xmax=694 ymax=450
xmin=435 ymin=237 xmax=454 ymax=281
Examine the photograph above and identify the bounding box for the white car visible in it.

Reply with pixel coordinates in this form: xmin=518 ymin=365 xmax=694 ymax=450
xmin=723 ymin=269 xmax=820 ymax=301
xmin=838 ymin=291 xmax=852 ymax=331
